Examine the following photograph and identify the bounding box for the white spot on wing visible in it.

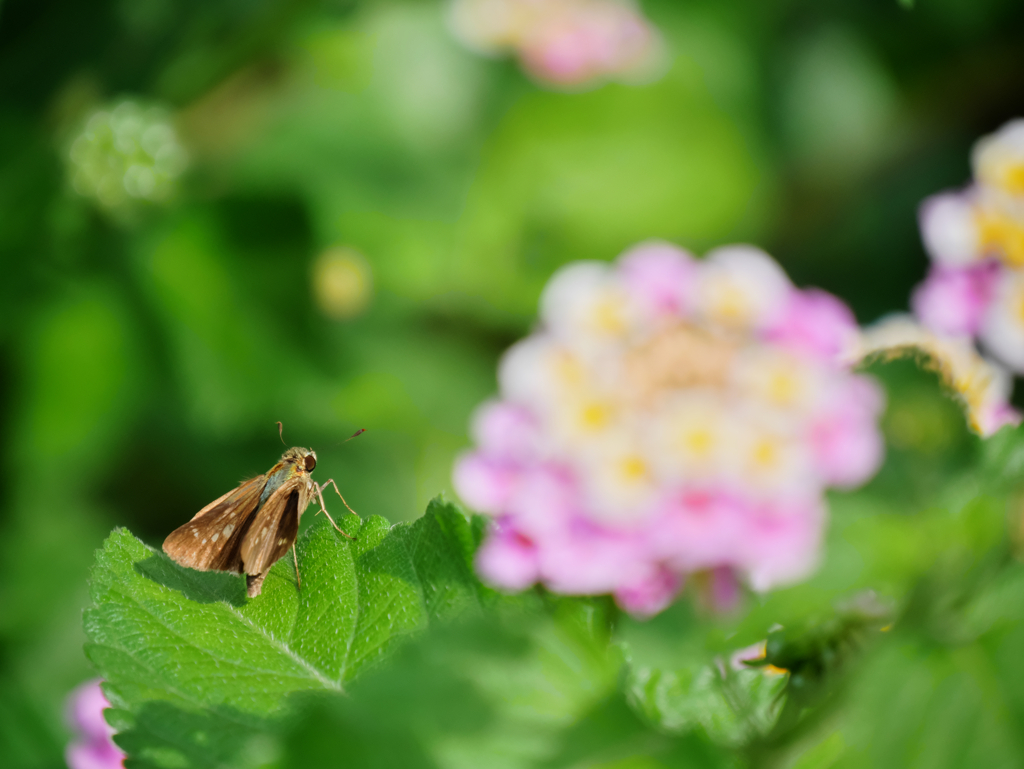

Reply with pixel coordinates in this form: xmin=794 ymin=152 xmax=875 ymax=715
xmin=211 ymin=533 xmax=219 ymax=543
xmin=222 ymin=524 xmax=234 ymax=537
xmin=193 ymin=530 xmax=198 ymax=538
xmin=202 ymin=539 xmax=208 ymax=545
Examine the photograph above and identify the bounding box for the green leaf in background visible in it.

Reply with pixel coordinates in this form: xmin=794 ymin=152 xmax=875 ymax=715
xmin=83 ymin=498 xmax=502 ymax=768
xmin=619 ymin=601 xmax=787 ymax=748
xmin=279 ymin=602 xmax=729 ymax=769
xmin=779 ymin=558 xmax=1024 ymax=769
xmin=627 ymin=657 xmax=786 ymax=748
xmin=980 ymin=422 xmax=1024 ymax=498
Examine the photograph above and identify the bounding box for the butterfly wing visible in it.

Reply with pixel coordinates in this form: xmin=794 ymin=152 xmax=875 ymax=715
xmin=162 ymin=475 xmax=266 ymax=573
xmin=239 ymin=481 xmax=306 ymax=580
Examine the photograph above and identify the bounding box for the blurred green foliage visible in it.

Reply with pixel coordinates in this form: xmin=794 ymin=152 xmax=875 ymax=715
xmin=2 ymin=0 xmax=1024 ymax=767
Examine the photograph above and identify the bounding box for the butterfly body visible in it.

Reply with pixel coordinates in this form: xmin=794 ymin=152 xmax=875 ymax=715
xmin=163 ymin=447 xmax=321 ymax=597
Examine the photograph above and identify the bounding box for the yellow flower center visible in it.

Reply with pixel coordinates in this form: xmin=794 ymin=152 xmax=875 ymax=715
xmin=1003 ymin=163 xmax=1024 ymax=196
xmin=591 ymin=296 xmax=627 ymax=334
xmin=619 ymin=455 xmax=649 ymax=483
xmin=579 ymin=402 xmax=612 ymax=431
xmin=554 ymin=352 xmax=586 ymax=388
xmin=767 ymin=371 xmax=799 ymax=406
xmin=752 ymin=439 xmax=779 ymax=470
xmin=977 ymin=209 xmax=1024 ymax=267
xmin=711 ymin=285 xmax=750 ymax=326
xmin=682 ymin=428 xmax=714 ymax=458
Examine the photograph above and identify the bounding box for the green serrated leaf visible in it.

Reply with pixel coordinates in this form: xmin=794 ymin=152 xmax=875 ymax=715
xmin=83 ymin=497 xmax=501 ymax=768
xmin=625 ymin=658 xmax=785 ymax=747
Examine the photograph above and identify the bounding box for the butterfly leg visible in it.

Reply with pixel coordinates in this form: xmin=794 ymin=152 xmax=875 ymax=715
xmin=314 ymin=481 xmax=357 ymax=540
xmin=321 ymin=478 xmax=361 ymax=518
xmin=292 ymin=544 xmax=302 ymax=590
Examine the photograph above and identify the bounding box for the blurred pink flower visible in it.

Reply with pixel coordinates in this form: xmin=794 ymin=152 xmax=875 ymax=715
xmin=452 ymin=453 xmax=519 ymax=512
xmin=476 ymin=525 xmax=539 ymax=590
xmin=454 ymin=242 xmax=886 ymax=615
xmin=538 ymin=519 xmax=650 ymax=595
xmin=448 ymin=0 xmax=663 ymax=87
xmin=765 ymin=288 xmax=860 ymax=363
xmin=739 ymin=502 xmax=824 ymax=592
xmin=614 ymin=566 xmax=683 ymax=617
xmin=66 ymin=679 xmax=124 ymax=769
xmin=618 ymin=240 xmax=698 ymax=317
xmin=911 ymin=118 xmax=1024 ymax=382
xmin=912 ymin=263 xmax=998 ymax=337
xmin=808 ymin=377 xmax=886 ymax=488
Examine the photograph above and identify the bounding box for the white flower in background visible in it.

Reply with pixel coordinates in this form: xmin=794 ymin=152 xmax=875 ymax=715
xmin=974 ymin=119 xmax=1024 ymax=198
xmin=913 ymin=119 xmax=1024 ymax=392
xmin=454 ymin=241 xmax=885 ymax=616
xmin=68 ymin=100 xmax=188 ymax=215
xmin=447 ymin=0 xmax=663 ymax=88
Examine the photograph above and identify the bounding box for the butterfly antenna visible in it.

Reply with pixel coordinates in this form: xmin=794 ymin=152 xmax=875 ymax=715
xmin=336 ymin=428 xmax=366 ymax=446
xmin=276 ymin=421 xmax=286 ymax=445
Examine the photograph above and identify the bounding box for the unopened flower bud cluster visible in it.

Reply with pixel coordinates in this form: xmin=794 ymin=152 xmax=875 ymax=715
xmin=68 ymin=100 xmax=188 ymax=214
xmin=454 ymin=242 xmax=885 ymax=615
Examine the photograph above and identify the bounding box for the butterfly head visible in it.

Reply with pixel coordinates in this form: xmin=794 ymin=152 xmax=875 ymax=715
xmin=282 ymin=446 xmax=317 ymax=473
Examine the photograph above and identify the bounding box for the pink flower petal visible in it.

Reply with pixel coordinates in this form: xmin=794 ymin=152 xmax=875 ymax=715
xmin=764 ymin=288 xmax=859 ymax=363
xmin=649 ymin=490 xmax=746 ymax=572
xmin=614 ymin=566 xmax=683 ymax=617
xmin=475 ymin=525 xmax=540 ymax=591
xmin=538 ymin=519 xmax=648 ymax=594
xmin=912 ymin=263 xmax=998 ymax=337
xmin=741 ymin=503 xmax=824 ymax=591
xmin=66 ymin=741 xmax=125 ymax=769
xmin=974 ymin=401 xmax=1023 ymax=437
xmin=452 ymin=452 xmax=520 ymax=514
xmin=470 ymin=401 xmax=540 ymax=459
xmin=65 ymin=679 xmax=124 ymax=769
xmin=505 ymin=463 xmax=579 ymax=540
xmin=66 ymin=680 xmax=115 ymax=744
xmin=808 ymin=374 xmax=885 ymax=488
xmin=617 ymin=240 xmax=698 ymax=318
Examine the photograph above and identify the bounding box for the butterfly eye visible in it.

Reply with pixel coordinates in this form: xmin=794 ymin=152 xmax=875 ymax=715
xmin=304 ymin=455 xmax=316 ymax=472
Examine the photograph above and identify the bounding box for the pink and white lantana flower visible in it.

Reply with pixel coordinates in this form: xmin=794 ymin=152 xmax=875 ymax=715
xmin=913 ymin=119 xmax=1024 ymax=388
xmin=447 ymin=0 xmax=663 ymax=87
xmin=454 ymin=242 xmax=885 ymax=616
